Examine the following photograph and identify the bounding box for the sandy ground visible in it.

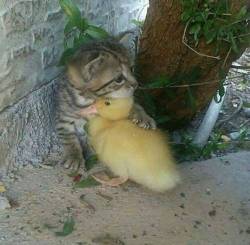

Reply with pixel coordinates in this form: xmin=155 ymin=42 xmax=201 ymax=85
xmin=0 ymin=151 xmax=250 ymax=245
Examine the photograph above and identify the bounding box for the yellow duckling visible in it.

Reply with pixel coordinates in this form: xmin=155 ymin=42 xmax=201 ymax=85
xmin=85 ymin=97 xmax=180 ymax=192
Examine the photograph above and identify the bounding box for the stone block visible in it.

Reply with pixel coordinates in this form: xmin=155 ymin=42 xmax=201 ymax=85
xmin=11 ymin=43 xmax=34 ymax=59
xmin=45 ymin=8 xmax=63 ymax=22
xmin=41 ymin=46 xmax=60 ymax=69
xmin=0 ymin=78 xmax=62 ymax=172
xmin=0 ymin=52 xmax=11 ymax=81
xmin=1 ymin=0 xmax=33 ymax=36
xmin=32 ymin=27 xmax=55 ymax=44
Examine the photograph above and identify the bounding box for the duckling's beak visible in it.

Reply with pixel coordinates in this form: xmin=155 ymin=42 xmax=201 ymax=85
xmin=78 ymin=105 xmax=98 ymax=117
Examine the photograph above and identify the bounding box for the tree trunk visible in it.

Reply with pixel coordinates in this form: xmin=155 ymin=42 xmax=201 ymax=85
xmin=136 ymin=0 xmax=248 ymax=129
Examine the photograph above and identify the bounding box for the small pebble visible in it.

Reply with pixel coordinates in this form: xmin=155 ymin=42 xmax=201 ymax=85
xmin=0 ymin=196 xmax=11 ymax=210
xmin=179 ymin=204 xmax=185 ymax=209
xmin=208 ymin=209 xmax=216 ymax=217
xmin=206 ymin=188 xmax=211 ymax=195
xmin=180 ymin=192 xmax=186 ymax=198
xmin=195 ymin=220 xmax=202 ymax=225
xmin=229 ymin=132 xmax=241 ymax=140
xmin=243 ymin=107 xmax=250 ymax=118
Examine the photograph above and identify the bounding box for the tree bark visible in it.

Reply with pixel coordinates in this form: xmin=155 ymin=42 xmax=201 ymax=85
xmin=136 ymin=0 xmax=248 ymax=129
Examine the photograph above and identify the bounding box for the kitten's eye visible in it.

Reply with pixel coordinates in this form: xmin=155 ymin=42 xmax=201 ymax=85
xmin=116 ymin=75 xmax=124 ymax=84
xmin=105 ymin=101 xmax=111 ymax=106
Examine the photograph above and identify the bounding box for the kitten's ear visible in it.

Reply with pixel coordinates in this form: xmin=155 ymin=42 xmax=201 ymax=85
xmin=115 ymin=30 xmax=136 ymax=68
xmin=115 ymin=31 xmax=133 ymax=46
xmin=82 ymin=53 xmax=105 ymax=82
xmin=67 ymin=52 xmax=104 ymax=89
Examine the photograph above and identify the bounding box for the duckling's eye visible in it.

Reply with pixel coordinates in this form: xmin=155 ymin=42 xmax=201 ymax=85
xmin=105 ymin=101 xmax=111 ymax=106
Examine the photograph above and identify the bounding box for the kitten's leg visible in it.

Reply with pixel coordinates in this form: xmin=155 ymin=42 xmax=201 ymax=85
xmin=56 ymin=121 xmax=86 ymax=171
xmin=129 ymin=103 xmax=156 ymax=129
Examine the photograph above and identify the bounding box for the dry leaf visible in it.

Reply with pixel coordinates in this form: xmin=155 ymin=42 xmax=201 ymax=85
xmin=0 ymin=182 xmax=6 ymax=193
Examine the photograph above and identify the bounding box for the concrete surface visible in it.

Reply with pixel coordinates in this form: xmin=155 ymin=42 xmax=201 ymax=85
xmin=0 ymin=151 xmax=249 ymax=245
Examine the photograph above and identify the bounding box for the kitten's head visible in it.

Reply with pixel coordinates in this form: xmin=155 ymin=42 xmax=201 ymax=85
xmin=95 ymin=97 xmax=134 ymax=120
xmin=67 ymin=39 xmax=138 ymax=99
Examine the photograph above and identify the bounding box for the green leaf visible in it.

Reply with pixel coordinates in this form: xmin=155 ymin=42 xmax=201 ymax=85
xmin=74 ymin=176 xmax=100 ymax=188
xmin=144 ymin=76 xmax=172 ymax=89
xmin=138 ymin=91 xmax=157 ymax=117
xmin=181 ymin=10 xmax=192 ymax=22
xmin=194 ymin=13 xmax=205 ymax=23
xmin=204 ymin=30 xmax=217 ymax=44
xmin=77 ymin=33 xmax=92 ymax=45
xmin=59 ymin=0 xmax=82 ymax=28
xmin=58 ymin=47 xmax=76 ymax=66
xmin=236 ymin=6 xmax=247 ymax=19
xmin=155 ymin=115 xmax=170 ymax=125
xmin=64 ymin=20 xmax=75 ymax=34
xmin=59 ymin=34 xmax=94 ymax=66
xmin=55 ymin=217 xmax=75 ymax=237
xmin=79 ymin=18 xmax=89 ymax=31
xmin=85 ymin=25 xmax=110 ymax=39
xmin=131 ymin=19 xmax=144 ymax=28
xmin=217 ymin=142 xmax=228 ymax=150
xmin=189 ymin=23 xmax=201 ymax=35
xmin=186 ymin=87 xmax=196 ymax=111
xmin=229 ymin=33 xmax=239 ymax=53
xmin=185 ymin=66 xmax=202 ymax=82
xmin=85 ymin=155 xmax=98 ymax=171
xmin=73 ymin=35 xmax=79 ymax=47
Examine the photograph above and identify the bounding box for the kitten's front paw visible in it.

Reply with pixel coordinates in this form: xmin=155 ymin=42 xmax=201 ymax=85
xmin=132 ymin=115 xmax=156 ymax=129
xmin=62 ymin=156 xmax=86 ymax=172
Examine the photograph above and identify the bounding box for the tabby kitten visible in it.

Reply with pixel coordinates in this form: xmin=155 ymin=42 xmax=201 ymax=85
xmin=55 ymin=39 xmax=155 ymax=171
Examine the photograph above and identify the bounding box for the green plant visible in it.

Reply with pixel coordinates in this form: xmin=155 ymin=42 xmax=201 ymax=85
xmin=74 ymin=176 xmax=100 ymax=188
xmin=180 ymin=0 xmax=250 ymax=54
xmin=180 ymin=1 xmax=249 ymax=104
xmin=55 ymin=216 xmax=75 ymax=236
xmin=85 ymin=154 xmax=98 ymax=170
xmin=238 ymin=74 xmax=250 ymax=90
xmin=131 ymin=19 xmax=144 ymax=28
xmin=237 ymin=128 xmax=250 ymax=150
xmin=59 ymin=0 xmax=110 ymax=65
xmin=137 ymin=2 xmax=249 ymax=122
xmin=136 ymin=90 xmax=171 ymax=126
xmin=136 ymin=66 xmax=203 ymax=124
xmin=172 ymin=131 xmax=228 ymax=162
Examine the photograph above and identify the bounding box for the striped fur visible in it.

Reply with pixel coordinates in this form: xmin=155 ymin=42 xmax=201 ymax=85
xmin=55 ymin=39 xmax=155 ymax=171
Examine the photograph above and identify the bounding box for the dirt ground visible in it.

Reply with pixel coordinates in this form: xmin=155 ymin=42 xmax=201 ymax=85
xmin=0 ymin=151 xmax=249 ymax=245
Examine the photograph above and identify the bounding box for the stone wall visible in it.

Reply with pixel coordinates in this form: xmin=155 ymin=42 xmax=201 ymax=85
xmin=0 ymin=0 xmax=148 ymax=173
